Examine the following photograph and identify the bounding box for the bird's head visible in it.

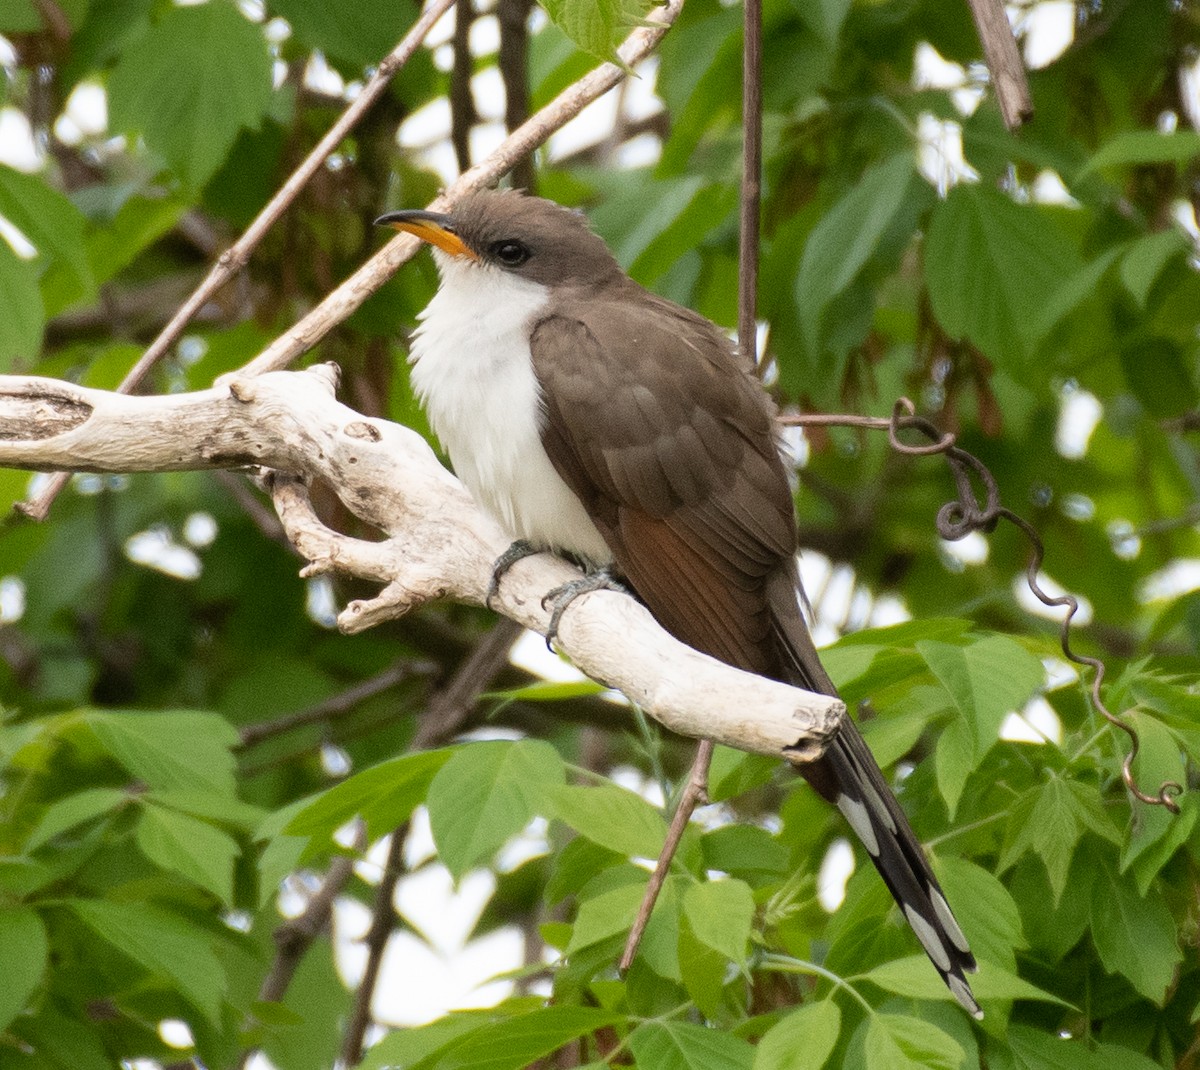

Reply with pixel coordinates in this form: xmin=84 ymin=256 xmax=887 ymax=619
xmin=376 ymin=188 xmax=621 ymax=289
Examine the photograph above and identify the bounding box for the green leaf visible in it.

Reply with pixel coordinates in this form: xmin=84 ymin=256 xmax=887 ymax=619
xmin=862 ymin=956 xmax=1069 ymax=1006
xmin=427 ymin=740 xmax=565 ymax=878
xmin=1120 ymin=712 xmax=1189 ymax=887
xmin=270 ymin=0 xmax=416 ymax=69
xmin=1089 ymin=862 xmax=1181 ymax=1004
xmin=701 ymin=824 xmax=790 ymax=878
xmin=357 ymin=1012 xmax=497 ymax=1070
xmin=996 ymin=1024 xmax=1164 ymax=1070
xmin=107 ymin=1 xmax=273 ymax=190
xmin=426 ymin=1005 xmax=625 ymax=1070
xmin=919 ymin=636 xmax=1045 ymax=757
xmin=682 ymin=878 xmax=755 ymax=965
xmin=795 ymin=154 xmax=917 ymax=360
xmin=677 ymin=913 xmax=727 ymax=1018
xmin=566 ymin=878 xmax=644 ymax=953
xmin=135 ymin=802 xmax=239 ymax=905
xmin=0 ymin=907 xmax=48 ymax=1031
xmin=25 ymin=786 xmax=127 ymax=852
xmin=486 ymin=679 xmax=606 ymax=702
xmin=925 ymin=184 xmax=1081 ymax=366
xmin=753 ymin=1000 xmax=840 ymax=1070
xmin=1078 ymin=129 xmax=1200 ymax=176
xmin=71 ymin=899 xmax=227 ymax=1023
xmin=1120 ymin=229 xmax=1190 ymax=307
xmin=628 ymin=1020 xmax=754 ymax=1070
xmin=708 ymin=746 xmax=778 ymax=803
xmin=0 ymin=238 xmax=44 ymax=367
xmin=0 ymin=165 xmax=93 ymax=303
xmin=1027 ymin=247 xmax=1122 ymax=344
xmin=550 ymin=782 xmax=667 ymax=858
xmin=285 ymin=749 xmax=451 ymax=842
xmin=861 ymin=1014 xmax=963 ymax=1070
xmin=920 ymin=636 xmax=1044 ymax=813
xmin=84 ymin=710 xmax=239 ymax=796
xmin=538 ymin=0 xmax=654 ymax=61
xmin=999 ymin=778 xmax=1119 ymax=902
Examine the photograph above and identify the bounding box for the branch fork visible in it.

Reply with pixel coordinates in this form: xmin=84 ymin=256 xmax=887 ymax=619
xmin=0 ymin=366 xmax=843 ymax=765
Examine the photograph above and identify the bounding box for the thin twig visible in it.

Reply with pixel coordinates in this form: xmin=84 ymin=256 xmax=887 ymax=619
xmin=341 ymin=617 xmax=523 ymax=1059
xmin=964 ymin=0 xmax=1032 ymax=129
xmin=237 ymin=825 xmax=365 ymax=1069
xmin=623 ymin=0 xmax=762 ymax=970
xmin=498 ymin=0 xmax=536 ymax=193
xmin=620 ymin=738 xmax=713 ymax=972
xmin=738 ymin=0 xmax=762 ymax=366
xmin=340 ymin=829 xmax=408 ymax=1066
xmin=237 ymin=660 xmax=430 ymax=748
xmin=19 ymin=0 xmax=458 ymax=522
xmin=234 ymin=0 xmax=686 ymax=379
xmin=784 ymin=399 xmax=1183 ymax=813
xmin=450 ymin=0 xmax=477 ymax=174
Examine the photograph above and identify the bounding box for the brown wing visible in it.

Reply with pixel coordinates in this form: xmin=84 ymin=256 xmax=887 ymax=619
xmin=528 ymin=291 xmax=981 ymax=1016
xmin=529 ymin=294 xmax=795 ymax=677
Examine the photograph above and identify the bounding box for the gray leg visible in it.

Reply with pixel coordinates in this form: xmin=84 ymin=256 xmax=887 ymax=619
xmin=542 ymin=566 xmax=628 ymax=650
xmin=487 ymin=540 xmax=541 ymax=609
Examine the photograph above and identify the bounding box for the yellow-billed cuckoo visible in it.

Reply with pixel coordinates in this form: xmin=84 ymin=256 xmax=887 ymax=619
xmin=378 ymin=189 xmax=981 ymax=1017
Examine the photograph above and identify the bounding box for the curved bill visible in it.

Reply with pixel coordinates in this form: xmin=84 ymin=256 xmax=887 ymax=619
xmin=375 ymin=209 xmax=476 ymax=260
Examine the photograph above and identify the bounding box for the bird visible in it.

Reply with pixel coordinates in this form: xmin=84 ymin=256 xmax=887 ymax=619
xmin=377 ymin=188 xmax=981 ymax=1017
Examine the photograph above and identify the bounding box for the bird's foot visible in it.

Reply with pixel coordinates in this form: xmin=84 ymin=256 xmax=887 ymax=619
xmin=542 ymin=566 xmax=628 ymax=650
xmin=486 ymin=540 xmax=541 ymax=609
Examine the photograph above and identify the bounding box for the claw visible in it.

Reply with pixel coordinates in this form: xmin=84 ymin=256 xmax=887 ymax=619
xmin=487 ymin=540 xmax=540 ymax=609
xmin=542 ymin=566 xmax=628 ymax=650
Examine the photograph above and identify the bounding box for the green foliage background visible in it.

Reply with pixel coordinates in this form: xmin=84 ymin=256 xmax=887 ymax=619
xmin=0 ymin=0 xmax=1197 ymax=1067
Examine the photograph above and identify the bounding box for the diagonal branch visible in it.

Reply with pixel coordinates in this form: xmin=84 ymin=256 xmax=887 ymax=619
xmin=20 ymin=0 xmax=459 ymax=521
xmin=235 ymin=0 xmax=686 ymax=379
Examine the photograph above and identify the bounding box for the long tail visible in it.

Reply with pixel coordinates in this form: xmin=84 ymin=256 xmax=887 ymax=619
xmin=768 ymin=573 xmax=982 ymax=1018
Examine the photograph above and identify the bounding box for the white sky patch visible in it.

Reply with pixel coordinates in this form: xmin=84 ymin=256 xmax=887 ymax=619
xmin=1055 ymin=387 xmax=1102 ymax=459
xmin=869 ymin=593 xmax=911 ymax=627
xmin=125 ymin=527 xmax=203 ymax=580
xmin=1031 ymin=169 xmax=1077 ymax=206
xmin=0 ymin=214 xmax=35 ymax=258
xmin=304 ymin=51 xmax=346 ymax=97
xmin=55 ymin=80 xmax=107 ymax=146
xmin=183 ymin=511 xmax=218 ymax=547
xmin=1020 ymin=0 xmax=1074 ymax=70
xmin=940 ymin=530 xmax=989 ymax=567
xmin=1014 ymin=570 xmax=1092 ymax=626
xmin=509 ymin=627 xmax=589 ymax=683
xmin=472 ymin=66 xmax=507 ymax=122
xmin=0 ymin=107 xmax=40 ymax=171
xmin=917 ymin=115 xmax=978 ymax=194
xmin=817 ymin=838 xmax=855 ymax=911
xmin=0 ymin=576 xmax=25 ymax=624
xmin=305 ymin=575 xmax=339 ymax=628
xmin=1000 ymin=696 xmax=1063 ymax=744
xmin=158 ymin=1019 xmax=195 ymax=1049
xmin=394 ymin=865 xmax=496 ymax=954
xmin=1140 ymin=558 xmax=1200 ymax=602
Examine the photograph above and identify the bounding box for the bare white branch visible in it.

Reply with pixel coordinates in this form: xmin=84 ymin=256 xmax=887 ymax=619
xmin=0 ymin=369 xmax=842 ymax=762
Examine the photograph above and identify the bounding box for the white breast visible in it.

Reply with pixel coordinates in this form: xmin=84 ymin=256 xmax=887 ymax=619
xmin=409 ymin=255 xmax=613 ymax=565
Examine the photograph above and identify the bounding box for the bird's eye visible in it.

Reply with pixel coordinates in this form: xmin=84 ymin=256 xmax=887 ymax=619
xmin=491 ymin=240 xmax=530 ymax=267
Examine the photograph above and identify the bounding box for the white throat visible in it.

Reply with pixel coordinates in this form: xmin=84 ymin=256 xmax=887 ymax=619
xmin=409 ymin=254 xmax=612 ymax=565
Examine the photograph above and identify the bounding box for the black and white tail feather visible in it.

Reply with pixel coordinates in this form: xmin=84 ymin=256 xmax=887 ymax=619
xmin=770 ymin=576 xmax=982 ymax=1019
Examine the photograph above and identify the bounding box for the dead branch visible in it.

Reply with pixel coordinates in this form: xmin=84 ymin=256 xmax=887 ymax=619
xmin=0 ymin=367 xmax=843 ymax=764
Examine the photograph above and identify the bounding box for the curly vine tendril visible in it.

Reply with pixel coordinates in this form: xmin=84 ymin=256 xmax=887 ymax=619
xmin=783 ymin=397 xmax=1183 ymax=814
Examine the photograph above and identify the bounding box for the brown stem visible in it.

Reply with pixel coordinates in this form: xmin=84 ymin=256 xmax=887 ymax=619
xmin=964 ymin=0 xmax=1032 ymax=129
xmin=237 ymin=660 xmax=431 ymax=748
xmin=340 ymin=829 xmax=408 ymax=1066
xmin=738 ymin=0 xmax=762 ymax=366
xmin=620 ymin=739 xmax=714 ymax=972
xmin=451 ymin=0 xmax=477 ymax=173
xmin=498 ymin=0 xmax=536 ymax=192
